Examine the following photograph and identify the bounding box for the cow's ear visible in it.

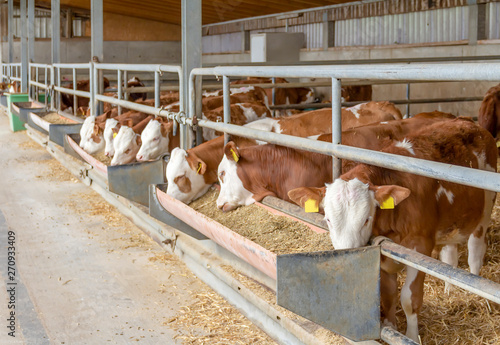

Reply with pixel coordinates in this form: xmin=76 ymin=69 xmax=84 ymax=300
xmin=288 ymin=187 xmax=326 ymax=212
xmin=224 ymin=141 xmax=240 ymax=163
xmin=187 ymin=155 xmax=207 ymax=175
xmin=160 ymin=121 xmax=173 ymax=137
xmin=372 ymin=185 xmax=410 ymax=209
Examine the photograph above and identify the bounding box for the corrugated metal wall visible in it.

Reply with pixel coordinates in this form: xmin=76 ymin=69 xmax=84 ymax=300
xmin=203 ymin=2 xmax=500 ymax=53
xmin=13 ymin=8 xmax=52 ymax=39
xmin=334 ymin=6 xmax=469 ymax=46
xmin=202 ymin=32 xmax=243 ymax=53
xmin=488 ymin=2 xmax=500 ymax=39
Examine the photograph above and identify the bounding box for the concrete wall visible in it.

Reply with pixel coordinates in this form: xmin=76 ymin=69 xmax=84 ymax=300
xmin=1 ymin=39 xmax=181 ymax=64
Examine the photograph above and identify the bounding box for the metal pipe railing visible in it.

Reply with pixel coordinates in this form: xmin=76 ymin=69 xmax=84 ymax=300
xmin=375 ymin=238 xmax=500 ymax=304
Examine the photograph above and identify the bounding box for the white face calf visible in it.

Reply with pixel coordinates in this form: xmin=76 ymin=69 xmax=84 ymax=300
xmin=110 ymin=126 xmax=141 ymax=166
xmin=166 ymin=148 xmax=209 ymax=204
xmin=79 ymin=116 xmax=104 ymax=155
xmin=322 ymin=178 xmax=377 ymax=250
xmin=136 ymin=119 xmax=169 ymax=162
xmin=216 ymin=153 xmax=255 ymax=212
xmin=103 ymin=118 xmax=119 ymax=157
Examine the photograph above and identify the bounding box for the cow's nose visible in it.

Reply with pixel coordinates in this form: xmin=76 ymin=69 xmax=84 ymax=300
xmin=221 ymin=203 xmax=236 ymax=212
xmin=136 ymin=155 xmax=143 ymax=161
xmin=105 ymin=152 xmax=110 ymax=157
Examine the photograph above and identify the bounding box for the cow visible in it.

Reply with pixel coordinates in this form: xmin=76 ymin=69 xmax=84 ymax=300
xmin=287 ymin=118 xmax=497 ymax=342
xmin=61 ymin=78 xmax=111 ymax=112
xmin=478 ymin=83 xmax=500 ymax=151
xmin=341 ymin=85 xmax=373 ymax=102
xmin=215 ymin=111 xmax=455 ymax=212
xmin=246 ymin=101 xmax=402 ymax=138
xmin=200 ymin=102 xmax=271 ymax=142
xmin=102 ymin=111 xmax=150 ymax=157
xmin=79 ymin=110 xmax=115 ymax=154
xmin=110 ymin=115 xmax=154 ymax=166
xmin=165 ymin=105 xmax=414 ymax=205
xmin=231 ymin=77 xmax=316 ymax=106
xmin=135 ymin=116 xmax=180 ymax=162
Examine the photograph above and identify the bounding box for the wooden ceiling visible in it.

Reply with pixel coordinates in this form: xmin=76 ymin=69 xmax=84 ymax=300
xmin=36 ymin=0 xmax=354 ymax=25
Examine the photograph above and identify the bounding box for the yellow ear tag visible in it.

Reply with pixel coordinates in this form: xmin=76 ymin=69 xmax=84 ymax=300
xmin=304 ymin=199 xmax=319 ymax=213
xmin=197 ymin=163 xmax=202 ymax=174
xmin=380 ymin=196 xmax=395 ymax=209
xmin=230 ymin=148 xmax=239 ymax=162
xmin=113 ymin=132 xmax=117 ymax=139
xmin=496 ymin=141 xmax=500 ymax=148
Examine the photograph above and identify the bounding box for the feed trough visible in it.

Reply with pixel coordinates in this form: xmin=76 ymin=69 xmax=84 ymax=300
xmin=12 ymin=101 xmax=47 ymax=123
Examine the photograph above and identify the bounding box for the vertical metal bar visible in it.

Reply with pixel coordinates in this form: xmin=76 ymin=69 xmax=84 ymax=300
xmin=406 ymin=82 xmax=410 ymax=117
xmin=91 ymin=62 xmax=97 ymax=116
xmin=322 ymin=11 xmax=328 ymax=51
xmin=331 ymin=78 xmax=342 ymax=179
xmin=47 ymin=66 xmax=51 ymax=108
xmin=117 ymin=69 xmax=122 ymax=115
xmin=468 ymin=0 xmax=478 ymax=45
xmin=73 ymin=68 xmax=77 ymax=115
xmin=90 ymin=0 xmax=103 ymax=63
xmin=20 ymin=0 xmax=28 ymax=93
xmin=271 ymin=77 xmax=276 ymax=117
xmin=35 ymin=66 xmax=39 ymax=101
xmin=51 ymin=0 xmax=60 ymax=64
xmin=182 ymin=0 xmax=202 ymax=149
xmin=8 ymin=0 xmax=13 ymax=64
xmin=123 ymin=70 xmax=128 ymax=102
xmin=28 ymin=0 xmax=34 ymax=63
xmin=223 ymin=75 xmax=231 ymax=145
xmin=56 ymin=67 xmax=61 ymax=112
xmin=154 ymin=70 xmax=160 ymax=109
xmin=91 ymin=0 xmax=104 ymax=114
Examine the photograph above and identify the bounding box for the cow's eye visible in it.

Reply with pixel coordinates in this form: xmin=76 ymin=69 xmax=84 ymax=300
xmin=124 ymin=149 xmax=131 ymax=154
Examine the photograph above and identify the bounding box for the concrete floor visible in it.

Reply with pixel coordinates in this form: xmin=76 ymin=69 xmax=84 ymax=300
xmin=0 ymin=113 xmax=258 ymax=344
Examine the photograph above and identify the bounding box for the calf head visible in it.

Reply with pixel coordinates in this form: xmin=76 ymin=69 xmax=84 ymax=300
xmin=216 ymin=142 xmax=256 ymax=212
xmin=166 ymin=148 xmax=212 ymax=204
xmin=110 ymin=126 xmax=141 ymax=166
xmin=136 ymin=119 xmax=171 ymax=162
xmin=103 ymin=118 xmax=120 ymax=157
xmin=79 ymin=116 xmax=105 ymax=154
xmin=288 ymin=178 xmax=410 ymax=249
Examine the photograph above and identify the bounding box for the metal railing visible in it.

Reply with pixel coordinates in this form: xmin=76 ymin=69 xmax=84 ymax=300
xmin=28 ymin=63 xmax=52 ymax=107
xmin=52 ymin=62 xmax=92 ymax=116
xmin=187 ymin=62 xmax=500 ymax=343
xmin=92 ymin=63 xmax=184 ymax=145
xmin=1 ymin=63 xmax=22 ymax=84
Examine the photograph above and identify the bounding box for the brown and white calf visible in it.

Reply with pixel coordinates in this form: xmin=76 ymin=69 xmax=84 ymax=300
xmin=103 ymin=111 xmax=150 ymax=157
xmin=135 ymin=116 xmax=180 ymax=162
xmin=215 ymin=111 xmax=454 ymax=211
xmin=248 ymin=101 xmax=403 ymax=138
xmin=201 ymin=102 xmax=271 ymax=141
xmin=478 ymin=83 xmax=500 ymax=150
xmin=110 ymin=115 xmax=155 ymax=166
xmin=288 ymin=118 xmax=497 ymax=341
xmin=79 ymin=110 xmax=117 ymax=154
xmin=167 ymin=103 xmax=410 ymax=205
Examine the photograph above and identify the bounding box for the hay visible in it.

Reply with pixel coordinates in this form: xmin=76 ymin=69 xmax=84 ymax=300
xmin=33 ymin=158 xmax=77 ymax=182
xmin=42 ymin=112 xmax=74 ymax=124
xmin=189 ymin=188 xmax=333 ymax=255
xmin=91 ymin=152 xmax=112 ymax=165
xmin=165 ymin=285 xmax=276 ymax=344
xmin=220 ymin=265 xmax=345 ymax=344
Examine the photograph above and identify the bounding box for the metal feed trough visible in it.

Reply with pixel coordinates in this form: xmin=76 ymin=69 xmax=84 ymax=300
xmin=183 ymin=62 xmax=500 ymax=343
xmin=51 ymin=63 xmax=186 ymax=206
